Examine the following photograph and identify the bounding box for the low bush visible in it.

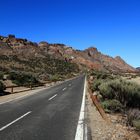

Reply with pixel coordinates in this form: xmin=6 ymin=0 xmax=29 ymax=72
xmin=127 ymin=109 xmax=140 ymax=130
xmin=0 ymin=72 xmax=4 ymax=80
xmin=91 ymin=79 xmax=103 ymax=92
xmin=90 ymin=70 xmax=115 ymax=80
xmin=132 ymin=120 xmax=140 ymax=130
xmin=49 ymin=74 xmax=62 ymax=82
xmin=8 ymin=72 xmax=39 ymax=86
xmin=101 ymin=99 xmax=124 ymax=113
xmin=49 ymin=73 xmax=76 ymax=82
xmin=89 ymin=70 xmax=140 ymax=129
xmin=0 ymin=81 xmax=6 ymax=93
xmin=98 ymin=79 xmax=140 ymax=108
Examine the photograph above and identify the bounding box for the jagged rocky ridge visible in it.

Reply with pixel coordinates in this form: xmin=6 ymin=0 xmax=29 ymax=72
xmin=0 ymin=35 xmax=137 ymax=77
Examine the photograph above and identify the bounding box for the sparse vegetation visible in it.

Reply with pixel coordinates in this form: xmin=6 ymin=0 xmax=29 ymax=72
xmin=101 ymin=99 xmax=124 ymax=113
xmin=0 ymin=81 xmax=6 ymax=94
xmin=98 ymin=79 xmax=140 ymax=108
xmin=7 ymin=72 xmax=39 ymax=86
xmin=0 ymin=72 xmax=4 ymax=80
xmin=0 ymin=55 xmax=79 ymax=82
xmin=49 ymin=74 xmax=63 ymax=82
xmin=127 ymin=109 xmax=140 ymax=129
xmin=89 ymin=70 xmax=140 ymax=129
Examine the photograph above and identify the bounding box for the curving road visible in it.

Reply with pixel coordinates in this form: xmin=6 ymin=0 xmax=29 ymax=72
xmin=0 ymin=75 xmax=87 ymax=140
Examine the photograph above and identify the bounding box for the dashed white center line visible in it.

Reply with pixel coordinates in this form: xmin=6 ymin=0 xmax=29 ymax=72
xmin=62 ymin=87 xmax=67 ymax=91
xmin=0 ymin=111 xmax=32 ymax=131
xmin=48 ymin=94 xmax=57 ymax=101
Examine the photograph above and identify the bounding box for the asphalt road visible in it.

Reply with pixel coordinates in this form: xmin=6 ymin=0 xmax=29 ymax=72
xmin=0 ymin=75 xmax=86 ymax=140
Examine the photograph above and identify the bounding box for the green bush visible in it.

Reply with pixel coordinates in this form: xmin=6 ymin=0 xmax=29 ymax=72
xmin=99 ymin=82 xmax=114 ymax=99
xmin=90 ymin=70 xmax=115 ymax=80
xmin=91 ymin=79 xmax=103 ymax=92
xmin=0 ymin=81 xmax=5 ymax=93
xmin=98 ymin=79 xmax=140 ymax=108
xmin=101 ymin=99 xmax=124 ymax=113
xmin=89 ymin=70 xmax=140 ymax=129
xmin=8 ymin=72 xmax=39 ymax=86
xmin=0 ymin=72 xmax=4 ymax=80
xmin=127 ymin=109 xmax=140 ymax=129
xmin=132 ymin=120 xmax=140 ymax=130
xmin=49 ymin=74 xmax=62 ymax=82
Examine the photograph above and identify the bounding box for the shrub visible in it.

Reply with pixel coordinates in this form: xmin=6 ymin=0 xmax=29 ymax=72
xmin=132 ymin=120 xmax=140 ymax=130
xmin=0 ymin=81 xmax=5 ymax=93
xmin=98 ymin=82 xmax=114 ymax=99
xmin=0 ymin=72 xmax=4 ymax=80
xmin=8 ymin=72 xmax=39 ymax=86
xmin=101 ymin=99 xmax=124 ymax=113
xmin=90 ymin=70 xmax=115 ymax=80
xmin=127 ymin=109 xmax=140 ymax=129
xmin=91 ymin=79 xmax=103 ymax=92
xmin=98 ymin=79 xmax=140 ymax=108
xmin=49 ymin=74 xmax=62 ymax=82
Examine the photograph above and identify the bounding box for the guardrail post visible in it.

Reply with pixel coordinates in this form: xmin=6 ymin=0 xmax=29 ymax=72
xmin=30 ymin=84 xmax=32 ymax=90
xmin=11 ymin=87 xmax=14 ymax=94
xmin=88 ymin=80 xmax=110 ymax=123
xmin=91 ymin=94 xmax=109 ymax=121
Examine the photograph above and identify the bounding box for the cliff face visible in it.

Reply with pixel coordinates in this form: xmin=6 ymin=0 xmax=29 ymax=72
xmin=0 ymin=35 xmax=137 ymax=73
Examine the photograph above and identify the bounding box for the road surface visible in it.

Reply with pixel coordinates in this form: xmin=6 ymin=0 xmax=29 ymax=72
xmin=0 ymin=75 xmax=87 ymax=140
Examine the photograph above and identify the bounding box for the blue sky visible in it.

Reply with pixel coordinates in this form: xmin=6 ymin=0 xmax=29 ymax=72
xmin=0 ymin=0 xmax=140 ymax=67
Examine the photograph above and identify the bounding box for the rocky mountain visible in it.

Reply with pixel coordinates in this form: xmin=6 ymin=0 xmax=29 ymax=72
xmin=0 ymin=35 xmax=79 ymax=81
xmin=136 ymin=67 xmax=140 ymax=71
xmin=0 ymin=35 xmax=137 ymax=78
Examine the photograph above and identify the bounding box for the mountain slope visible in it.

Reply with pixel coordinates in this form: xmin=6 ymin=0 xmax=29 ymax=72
xmin=136 ymin=67 xmax=140 ymax=71
xmin=0 ymin=35 xmax=79 ymax=81
xmin=0 ymin=35 xmax=137 ymax=78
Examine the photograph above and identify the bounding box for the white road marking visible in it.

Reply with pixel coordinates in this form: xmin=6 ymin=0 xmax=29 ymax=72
xmin=0 ymin=88 xmax=48 ymax=105
xmin=62 ymin=87 xmax=67 ymax=91
xmin=68 ymin=84 xmax=71 ymax=86
xmin=48 ymin=94 xmax=57 ymax=101
xmin=74 ymin=76 xmax=87 ymax=140
xmin=0 ymin=76 xmax=79 ymax=105
xmin=0 ymin=111 xmax=32 ymax=131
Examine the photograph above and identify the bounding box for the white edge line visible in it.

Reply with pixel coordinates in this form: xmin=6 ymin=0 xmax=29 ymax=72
xmin=0 ymin=76 xmax=78 ymax=105
xmin=0 ymin=94 xmax=32 ymax=105
xmin=0 ymin=88 xmax=47 ymax=105
xmin=0 ymin=111 xmax=32 ymax=131
xmin=62 ymin=87 xmax=67 ymax=91
xmin=48 ymin=94 xmax=57 ymax=101
xmin=75 ymin=76 xmax=87 ymax=140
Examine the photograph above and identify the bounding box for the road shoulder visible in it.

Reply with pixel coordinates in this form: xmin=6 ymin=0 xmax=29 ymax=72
xmin=86 ymin=93 xmax=140 ymax=140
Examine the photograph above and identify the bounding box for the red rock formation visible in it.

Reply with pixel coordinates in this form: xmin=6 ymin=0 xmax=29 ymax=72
xmin=0 ymin=35 xmax=137 ymax=73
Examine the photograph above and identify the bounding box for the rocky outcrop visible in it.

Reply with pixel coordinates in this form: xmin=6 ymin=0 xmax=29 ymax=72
xmin=0 ymin=35 xmax=137 ymax=73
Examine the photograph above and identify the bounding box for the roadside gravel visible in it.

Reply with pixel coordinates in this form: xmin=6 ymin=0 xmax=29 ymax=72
xmin=87 ymin=94 xmax=140 ymax=140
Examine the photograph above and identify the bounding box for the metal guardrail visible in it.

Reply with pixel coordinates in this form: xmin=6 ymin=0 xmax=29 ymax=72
xmin=88 ymin=79 xmax=110 ymax=123
xmin=5 ymin=83 xmax=46 ymax=94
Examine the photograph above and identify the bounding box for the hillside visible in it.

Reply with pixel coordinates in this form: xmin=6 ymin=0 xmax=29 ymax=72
xmin=0 ymin=35 xmax=79 ymax=82
xmin=136 ymin=67 xmax=140 ymax=71
xmin=0 ymin=35 xmax=137 ymax=80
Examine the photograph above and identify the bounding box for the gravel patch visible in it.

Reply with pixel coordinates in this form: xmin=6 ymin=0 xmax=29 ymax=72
xmin=86 ymin=94 xmax=140 ymax=140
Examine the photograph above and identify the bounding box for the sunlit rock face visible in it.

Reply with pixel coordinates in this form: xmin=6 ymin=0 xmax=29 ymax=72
xmin=0 ymin=34 xmax=137 ymax=73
